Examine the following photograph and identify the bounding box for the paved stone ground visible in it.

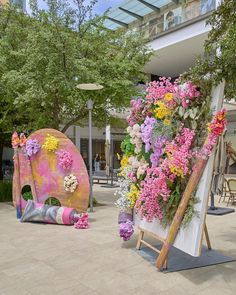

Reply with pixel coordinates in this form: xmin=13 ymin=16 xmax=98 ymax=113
xmin=0 ymin=184 xmax=236 ymax=295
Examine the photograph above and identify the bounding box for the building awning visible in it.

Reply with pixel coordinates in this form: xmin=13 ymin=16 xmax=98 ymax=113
xmin=104 ymin=0 xmax=176 ymax=29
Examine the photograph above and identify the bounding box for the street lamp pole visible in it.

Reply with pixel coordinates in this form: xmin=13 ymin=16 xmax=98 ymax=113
xmin=76 ymin=83 xmax=103 ymax=213
xmin=87 ymin=99 xmax=94 ymax=212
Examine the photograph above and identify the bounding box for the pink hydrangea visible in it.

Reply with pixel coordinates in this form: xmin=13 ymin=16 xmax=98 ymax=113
xmin=56 ymin=149 xmax=73 ymax=170
xmin=74 ymin=213 xmax=89 ymax=229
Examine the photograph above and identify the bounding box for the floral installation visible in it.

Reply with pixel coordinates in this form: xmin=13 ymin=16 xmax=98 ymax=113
xmin=116 ymin=77 xmax=226 ymax=241
xmin=25 ymin=139 xmax=41 ymax=157
xmin=42 ymin=134 xmax=59 ymax=152
xmin=64 ymin=173 xmax=78 ymax=193
xmin=56 ymin=149 xmax=73 ymax=170
xmin=74 ymin=213 xmax=89 ymax=229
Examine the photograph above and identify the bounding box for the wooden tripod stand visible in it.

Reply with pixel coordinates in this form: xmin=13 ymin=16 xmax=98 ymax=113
xmin=136 ymin=223 xmax=212 ymax=270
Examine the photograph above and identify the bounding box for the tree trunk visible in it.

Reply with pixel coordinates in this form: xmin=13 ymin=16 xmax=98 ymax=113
xmin=61 ymin=111 xmax=87 ymax=134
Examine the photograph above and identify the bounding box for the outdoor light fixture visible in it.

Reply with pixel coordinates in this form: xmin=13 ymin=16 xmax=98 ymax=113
xmin=76 ymin=83 xmax=103 ymax=212
xmin=76 ymin=83 xmax=104 ymax=91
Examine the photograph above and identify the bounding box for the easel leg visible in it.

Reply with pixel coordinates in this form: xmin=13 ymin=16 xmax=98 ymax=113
xmin=163 ymin=257 xmax=168 ymax=270
xmin=136 ymin=229 xmax=144 ymax=250
xmin=204 ymin=224 xmax=212 ymax=250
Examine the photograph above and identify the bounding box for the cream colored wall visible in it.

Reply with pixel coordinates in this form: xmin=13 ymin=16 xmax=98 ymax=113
xmin=0 ymin=0 xmax=10 ymax=5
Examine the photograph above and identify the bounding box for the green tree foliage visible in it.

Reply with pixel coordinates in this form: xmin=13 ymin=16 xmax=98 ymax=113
xmin=185 ymin=0 xmax=236 ymax=100
xmin=0 ymin=0 xmax=151 ymax=131
xmin=0 ymin=0 xmax=152 ymax=178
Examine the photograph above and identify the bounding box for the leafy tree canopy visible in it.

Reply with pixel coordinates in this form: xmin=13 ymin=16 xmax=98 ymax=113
xmin=184 ymin=0 xmax=236 ymax=100
xmin=0 ymin=0 xmax=152 ymax=135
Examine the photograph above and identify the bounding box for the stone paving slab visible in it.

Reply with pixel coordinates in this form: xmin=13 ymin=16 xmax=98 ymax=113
xmin=0 ymin=184 xmax=236 ymax=295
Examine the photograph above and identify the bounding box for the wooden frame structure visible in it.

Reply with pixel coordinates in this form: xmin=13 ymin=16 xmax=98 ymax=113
xmin=136 ymin=223 xmax=212 ymax=270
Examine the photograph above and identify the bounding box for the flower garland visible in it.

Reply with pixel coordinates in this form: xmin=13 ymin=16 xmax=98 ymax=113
xmin=64 ymin=174 xmax=78 ymax=193
xmin=42 ymin=134 xmax=59 ymax=152
xmin=116 ymin=76 xmax=227 ymax=242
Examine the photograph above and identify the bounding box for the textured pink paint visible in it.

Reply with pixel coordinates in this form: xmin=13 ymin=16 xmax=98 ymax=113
xmin=13 ymin=129 xmax=90 ymax=212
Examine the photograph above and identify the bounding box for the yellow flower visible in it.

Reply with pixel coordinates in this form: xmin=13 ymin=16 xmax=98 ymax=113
xmin=170 ymin=165 xmax=184 ymax=178
xmin=165 ymin=93 xmax=173 ymax=101
xmin=163 ymin=118 xmax=171 ymax=125
xmin=153 ymin=101 xmax=171 ymax=120
xmin=120 ymin=155 xmax=129 ymax=168
xmin=42 ymin=134 xmax=59 ymax=152
xmin=127 ymin=184 xmax=140 ymax=208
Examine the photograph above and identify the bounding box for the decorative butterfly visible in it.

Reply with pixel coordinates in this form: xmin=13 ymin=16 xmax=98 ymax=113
xmin=11 ymin=131 xmax=27 ymax=149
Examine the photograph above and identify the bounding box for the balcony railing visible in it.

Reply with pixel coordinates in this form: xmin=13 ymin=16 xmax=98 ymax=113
xmin=138 ymin=0 xmax=216 ymax=41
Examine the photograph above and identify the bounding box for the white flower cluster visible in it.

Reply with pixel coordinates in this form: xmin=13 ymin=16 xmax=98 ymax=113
xmin=127 ymin=124 xmax=142 ymax=154
xmin=128 ymin=156 xmax=148 ymax=179
xmin=64 ymin=174 xmax=78 ymax=193
xmin=115 ymin=178 xmax=131 ymax=211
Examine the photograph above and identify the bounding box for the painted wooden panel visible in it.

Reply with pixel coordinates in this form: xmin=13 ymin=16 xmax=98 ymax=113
xmin=13 ymin=128 xmax=89 ymax=213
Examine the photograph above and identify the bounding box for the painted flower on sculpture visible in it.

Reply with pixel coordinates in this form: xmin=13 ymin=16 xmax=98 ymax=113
xmin=64 ymin=174 xmax=78 ymax=193
xmin=25 ymin=139 xmax=41 ymax=157
xmin=42 ymin=134 xmax=59 ymax=152
xmin=56 ymin=149 xmax=73 ymax=170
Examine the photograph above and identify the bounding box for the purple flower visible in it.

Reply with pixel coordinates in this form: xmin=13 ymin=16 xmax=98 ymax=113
xmin=118 ymin=211 xmax=133 ymax=224
xmin=119 ymin=220 xmax=134 ymax=241
xmin=25 ymin=139 xmax=41 ymax=157
xmin=141 ymin=116 xmax=157 ymax=153
xmin=150 ymin=136 xmax=166 ymax=167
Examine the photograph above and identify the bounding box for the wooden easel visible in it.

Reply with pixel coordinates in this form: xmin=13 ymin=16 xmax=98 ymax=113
xmin=136 ymin=223 xmax=212 ymax=270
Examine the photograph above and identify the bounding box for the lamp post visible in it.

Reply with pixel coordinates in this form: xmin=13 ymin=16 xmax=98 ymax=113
xmin=76 ymin=83 xmax=103 ymax=212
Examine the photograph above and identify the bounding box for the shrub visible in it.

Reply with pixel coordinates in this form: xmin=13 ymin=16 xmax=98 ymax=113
xmin=0 ymin=181 xmax=13 ymax=202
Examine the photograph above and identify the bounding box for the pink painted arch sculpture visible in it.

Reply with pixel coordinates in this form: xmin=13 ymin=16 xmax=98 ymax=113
xmin=12 ymin=129 xmax=90 ymax=216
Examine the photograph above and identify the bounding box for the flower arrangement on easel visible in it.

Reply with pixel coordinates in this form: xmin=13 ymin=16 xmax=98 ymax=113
xmin=116 ymin=77 xmax=227 ymax=241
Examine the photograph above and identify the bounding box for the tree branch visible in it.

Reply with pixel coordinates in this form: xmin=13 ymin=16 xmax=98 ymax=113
xmin=60 ymin=111 xmax=87 ymax=133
